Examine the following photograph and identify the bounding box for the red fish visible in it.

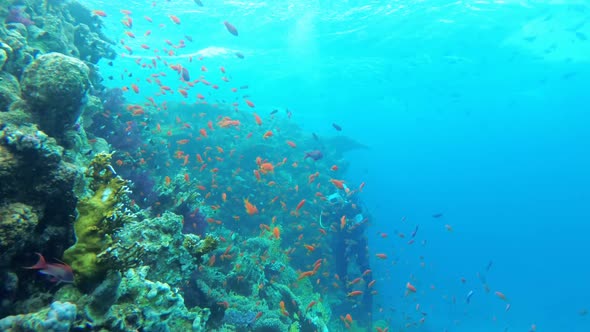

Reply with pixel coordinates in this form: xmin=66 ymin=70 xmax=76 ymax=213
xmin=169 ymin=15 xmax=181 ymax=24
xmin=25 ymin=253 xmax=74 ymax=284
xmin=92 ymin=10 xmax=107 ymax=17
xmin=224 ymin=21 xmax=238 ymax=36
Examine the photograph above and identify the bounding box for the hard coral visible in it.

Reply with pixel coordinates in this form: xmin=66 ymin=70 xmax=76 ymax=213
xmin=0 ymin=301 xmax=76 ymax=332
xmin=223 ymin=308 xmax=257 ymax=328
xmin=21 ymin=52 xmax=90 ymax=138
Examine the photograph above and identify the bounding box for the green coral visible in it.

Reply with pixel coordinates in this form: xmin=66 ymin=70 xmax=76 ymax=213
xmin=63 ymin=153 xmax=128 ymax=287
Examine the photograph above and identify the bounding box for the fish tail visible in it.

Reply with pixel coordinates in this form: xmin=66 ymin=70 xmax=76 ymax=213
xmin=23 ymin=253 xmax=47 ymax=270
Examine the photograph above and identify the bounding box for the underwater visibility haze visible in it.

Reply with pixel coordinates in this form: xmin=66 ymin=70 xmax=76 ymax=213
xmin=0 ymin=0 xmax=589 ymax=331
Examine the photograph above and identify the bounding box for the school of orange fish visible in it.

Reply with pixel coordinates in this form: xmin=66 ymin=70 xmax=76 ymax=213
xmin=89 ymin=3 xmax=541 ymax=331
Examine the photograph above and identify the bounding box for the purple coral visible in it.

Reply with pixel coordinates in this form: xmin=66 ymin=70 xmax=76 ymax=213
xmin=6 ymin=6 xmax=34 ymax=26
xmin=180 ymin=205 xmax=207 ymax=236
xmin=124 ymin=170 xmax=157 ymax=208
xmin=101 ymin=88 xmax=125 ymax=113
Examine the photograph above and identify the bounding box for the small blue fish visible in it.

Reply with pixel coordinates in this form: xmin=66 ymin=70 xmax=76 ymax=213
xmin=466 ymin=290 xmax=474 ymax=304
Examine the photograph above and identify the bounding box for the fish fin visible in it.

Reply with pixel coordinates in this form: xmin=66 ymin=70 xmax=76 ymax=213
xmin=23 ymin=253 xmax=46 ymax=270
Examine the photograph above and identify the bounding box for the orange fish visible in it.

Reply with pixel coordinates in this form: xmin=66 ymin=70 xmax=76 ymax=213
xmin=262 ymin=130 xmax=273 ymax=139
xmin=176 ymin=139 xmax=190 ymax=145
xmin=330 ymin=178 xmax=345 ymax=189
xmin=344 ymin=314 xmax=353 ymax=323
xmin=253 ymin=113 xmax=262 ymax=125
xmin=92 ymin=10 xmax=107 ymax=17
xmin=184 ymin=173 xmax=190 ymax=182
xmin=495 ymin=291 xmax=507 ymax=301
xmin=245 ymin=99 xmax=255 ymax=108
xmin=304 ymin=244 xmax=315 ymax=252
xmin=286 ymin=140 xmax=297 ymax=148
xmin=348 ymin=277 xmax=361 ymax=286
xmin=199 ymin=128 xmax=208 ymax=138
xmin=340 ymin=215 xmax=347 ymax=230
xmin=330 ymin=165 xmax=338 ymax=171
xmin=279 ymin=301 xmax=289 ymax=316
xmin=243 ymin=198 xmax=258 ymax=215
xmin=295 ymin=199 xmax=306 ymax=211
xmin=347 ymin=291 xmax=363 ymax=297
xmin=272 ymin=227 xmax=280 ymax=239
xmin=306 ymin=300 xmax=317 ymax=312
xmin=169 ymin=15 xmax=181 ymax=24
xmin=308 ymin=171 xmax=319 ymax=184
xmin=358 ymin=182 xmax=366 ymax=192
xmin=406 ymin=282 xmax=417 ymax=293
xmin=259 ymin=162 xmax=274 ymax=174
xmin=131 ymin=84 xmax=139 ymax=93
xmin=208 ymin=254 xmax=216 ymax=266
xmin=375 ymin=253 xmax=387 ymax=259
xmin=165 ymin=176 xmax=171 ymax=186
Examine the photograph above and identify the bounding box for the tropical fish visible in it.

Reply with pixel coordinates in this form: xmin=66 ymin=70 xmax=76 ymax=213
xmin=466 ymin=290 xmax=474 ymax=303
xmin=92 ymin=10 xmax=107 ymax=17
xmin=244 ymin=198 xmax=258 ymax=215
xmin=224 ymin=21 xmax=238 ymax=36
xmin=304 ymin=150 xmax=323 ymax=161
xmin=332 ymin=123 xmax=342 ymax=131
xmin=24 ymin=253 xmax=74 ymax=284
xmin=169 ymin=15 xmax=181 ymax=24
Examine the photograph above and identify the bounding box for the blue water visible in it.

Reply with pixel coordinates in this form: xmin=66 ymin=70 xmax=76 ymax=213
xmin=92 ymin=0 xmax=590 ymax=330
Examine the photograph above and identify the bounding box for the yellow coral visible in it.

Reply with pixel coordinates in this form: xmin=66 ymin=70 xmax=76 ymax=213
xmin=63 ymin=153 xmax=127 ymax=287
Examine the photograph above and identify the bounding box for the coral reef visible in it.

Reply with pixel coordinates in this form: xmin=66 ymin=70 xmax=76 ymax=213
xmin=0 ymin=203 xmax=38 ymax=262
xmin=20 ymin=52 xmax=90 ymax=138
xmin=0 ymin=71 xmax=20 ymax=112
xmin=55 ymin=267 xmax=209 ymax=332
xmin=0 ymin=124 xmax=79 ymax=268
xmin=107 ymin=211 xmax=216 ymax=286
xmin=0 ymin=301 xmax=77 ymax=332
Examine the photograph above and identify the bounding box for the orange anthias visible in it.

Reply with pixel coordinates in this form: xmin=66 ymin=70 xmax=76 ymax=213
xmin=330 ymin=178 xmax=345 ymax=189
xmin=243 ymin=198 xmax=258 ymax=215
xmin=259 ymin=162 xmax=274 ymax=174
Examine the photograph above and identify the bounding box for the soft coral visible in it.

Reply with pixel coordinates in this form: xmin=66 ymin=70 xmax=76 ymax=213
xmin=6 ymin=6 xmax=35 ymax=26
